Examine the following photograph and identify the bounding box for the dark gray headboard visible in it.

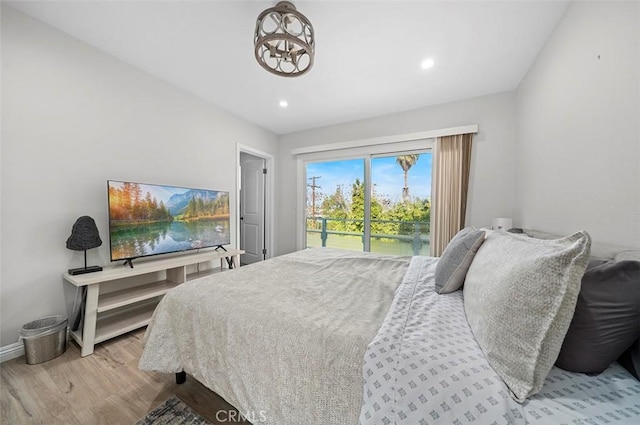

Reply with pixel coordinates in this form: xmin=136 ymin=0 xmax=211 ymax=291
xmin=523 ymin=229 xmax=640 ymax=262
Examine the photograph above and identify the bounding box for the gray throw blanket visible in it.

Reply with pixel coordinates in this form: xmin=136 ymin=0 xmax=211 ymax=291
xmin=139 ymin=248 xmax=410 ymax=425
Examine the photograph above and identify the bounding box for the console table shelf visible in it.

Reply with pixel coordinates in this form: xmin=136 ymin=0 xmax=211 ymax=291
xmin=64 ymin=249 xmax=243 ymax=356
xmin=97 ymin=280 xmax=178 ymax=313
xmin=93 ymin=299 xmax=159 ymax=344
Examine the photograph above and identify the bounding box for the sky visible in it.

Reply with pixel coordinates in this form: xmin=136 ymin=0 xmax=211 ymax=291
xmin=306 ymin=153 xmax=432 ymax=204
xmin=108 ymin=180 xmax=225 ymax=204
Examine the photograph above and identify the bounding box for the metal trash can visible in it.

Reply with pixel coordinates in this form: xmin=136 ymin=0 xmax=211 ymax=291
xmin=19 ymin=315 xmax=68 ymax=365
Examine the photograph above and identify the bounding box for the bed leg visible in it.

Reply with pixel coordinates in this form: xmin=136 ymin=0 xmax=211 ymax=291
xmin=175 ymin=371 xmax=186 ymax=385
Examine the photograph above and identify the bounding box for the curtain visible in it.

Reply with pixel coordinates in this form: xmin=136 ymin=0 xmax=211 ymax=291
xmin=430 ymin=133 xmax=473 ymax=256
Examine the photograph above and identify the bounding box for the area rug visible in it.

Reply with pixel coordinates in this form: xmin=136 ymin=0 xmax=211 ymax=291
xmin=135 ymin=397 xmax=211 ymax=425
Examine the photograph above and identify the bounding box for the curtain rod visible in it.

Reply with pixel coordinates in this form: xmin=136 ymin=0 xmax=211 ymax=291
xmin=291 ymin=124 xmax=478 ymax=156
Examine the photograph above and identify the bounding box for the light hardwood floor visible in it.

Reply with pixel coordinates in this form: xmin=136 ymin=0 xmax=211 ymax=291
xmin=1 ymin=329 xmax=250 ymax=424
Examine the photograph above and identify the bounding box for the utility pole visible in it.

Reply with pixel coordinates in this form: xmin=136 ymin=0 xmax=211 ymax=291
xmin=307 ymin=176 xmax=321 ymax=219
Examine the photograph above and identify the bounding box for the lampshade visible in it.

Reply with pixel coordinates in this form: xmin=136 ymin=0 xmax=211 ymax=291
xmin=491 ymin=217 xmax=513 ymax=232
xmin=66 ymin=216 xmax=102 ymax=251
xmin=254 ymin=1 xmax=315 ymax=77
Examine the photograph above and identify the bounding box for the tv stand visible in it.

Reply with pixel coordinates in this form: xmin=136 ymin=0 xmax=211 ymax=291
xmin=63 ymin=249 xmax=243 ymax=356
xmin=215 ymin=245 xmax=231 ymax=266
xmin=123 ymin=258 xmax=135 ymax=268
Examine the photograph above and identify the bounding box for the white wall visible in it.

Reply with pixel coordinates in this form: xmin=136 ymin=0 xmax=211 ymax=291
xmin=516 ymin=1 xmax=640 ymax=247
xmin=277 ymin=92 xmax=518 ymax=255
xmin=0 ymin=7 xmax=279 ymax=347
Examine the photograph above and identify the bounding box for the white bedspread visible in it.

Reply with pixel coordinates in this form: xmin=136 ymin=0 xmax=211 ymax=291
xmin=139 ymin=248 xmax=411 ymax=425
xmin=359 ymin=256 xmax=640 ymax=425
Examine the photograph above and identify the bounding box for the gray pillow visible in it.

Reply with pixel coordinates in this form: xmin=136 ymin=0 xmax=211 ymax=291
xmin=463 ymin=231 xmax=591 ymax=402
xmin=615 ymin=250 xmax=640 ymax=262
xmin=435 ymin=227 xmax=485 ymax=294
xmin=555 ymin=260 xmax=640 ymax=374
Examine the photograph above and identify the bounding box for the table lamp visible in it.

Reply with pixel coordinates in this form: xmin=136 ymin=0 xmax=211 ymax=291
xmin=491 ymin=217 xmax=513 ymax=232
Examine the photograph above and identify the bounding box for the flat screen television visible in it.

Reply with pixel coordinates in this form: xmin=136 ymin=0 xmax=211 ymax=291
xmin=107 ymin=180 xmax=230 ymax=265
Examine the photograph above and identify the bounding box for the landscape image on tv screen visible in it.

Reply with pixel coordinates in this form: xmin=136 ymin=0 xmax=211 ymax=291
xmin=108 ymin=180 xmax=230 ymax=261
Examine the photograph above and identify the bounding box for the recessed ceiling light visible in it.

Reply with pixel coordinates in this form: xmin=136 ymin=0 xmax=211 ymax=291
xmin=279 ymin=100 xmax=288 ymax=108
xmin=421 ymin=58 xmax=435 ymax=70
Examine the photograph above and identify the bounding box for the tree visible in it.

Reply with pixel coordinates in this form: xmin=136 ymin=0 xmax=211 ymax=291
xmin=185 ymin=198 xmax=197 ymax=218
xmin=396 ymin=154 xmax=419 ymax=202
xmin=158 ymin=201 xmax=171 ymax=221
xmin=131 ymin=183 xmax=143 ymax=219
xmin=144 ymin=192 xmax=153 ymax=220
xmin=347 ymin=179 xmax=384 ymax=233
xmin=349 ymin=179 xmax=365 ymax=233
xmin=120 ymin=182 xmax=134 ymax=220
xmin=387 ymin=197 xmax=431 ymax=235
xmin=321 ymin=185 xmax=348 ymax=230
xmin=109 ymin=184 xmax=173 ymax=223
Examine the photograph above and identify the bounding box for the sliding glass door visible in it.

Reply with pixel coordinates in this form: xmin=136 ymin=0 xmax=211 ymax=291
xmin=370 ymin=153 xmax=431 ymax=255
xmin=305 ymin=151 xmax=431 ymax=255
xmin=306 ymin=159 xmax=365 ymax=250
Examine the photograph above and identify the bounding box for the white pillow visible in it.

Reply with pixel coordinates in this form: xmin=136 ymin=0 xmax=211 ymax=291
xmin=463 ymin=231 xmax=591 ymax=402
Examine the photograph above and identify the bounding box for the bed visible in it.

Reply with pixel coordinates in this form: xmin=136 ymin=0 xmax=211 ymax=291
xmin=139 ymin=230 xmax=640 ymax=425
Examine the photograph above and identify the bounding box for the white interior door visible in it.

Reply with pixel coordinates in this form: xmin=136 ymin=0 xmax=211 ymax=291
xmin=240 ymin=154 xmax=266 ymax=264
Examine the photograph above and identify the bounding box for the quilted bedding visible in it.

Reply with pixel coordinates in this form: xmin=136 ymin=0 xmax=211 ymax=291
xmin=359 ymin=256 xmax=640 ymax=424
xmin=139 ymin=247 xmax=411 ymax=425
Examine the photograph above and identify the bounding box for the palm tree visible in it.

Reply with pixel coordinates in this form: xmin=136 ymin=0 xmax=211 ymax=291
xmin=396 ymin=154 xmax=419 ymax=202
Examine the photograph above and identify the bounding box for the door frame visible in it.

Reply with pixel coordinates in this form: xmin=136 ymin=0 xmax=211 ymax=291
xmin=236 ymin=143 xmax=275 ymax=260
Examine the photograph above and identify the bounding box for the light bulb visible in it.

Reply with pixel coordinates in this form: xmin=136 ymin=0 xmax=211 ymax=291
xmin=421 ymin=58 xmax=435 ymax=70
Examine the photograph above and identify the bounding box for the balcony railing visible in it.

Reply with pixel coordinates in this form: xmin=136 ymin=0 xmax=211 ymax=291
xmin=306 ymin=216 xmax=430 ymax=256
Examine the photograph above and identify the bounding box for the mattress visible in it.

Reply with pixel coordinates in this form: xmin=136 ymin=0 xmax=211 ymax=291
xmin=139 ymin=247 xmax=640 ymax=424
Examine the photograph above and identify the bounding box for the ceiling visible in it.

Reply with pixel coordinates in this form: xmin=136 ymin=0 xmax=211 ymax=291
xmin=6 ymin=0 xmax=569 ymax=135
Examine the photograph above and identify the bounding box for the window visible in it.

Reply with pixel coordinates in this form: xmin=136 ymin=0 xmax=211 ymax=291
xmin=305 ymin=150 xmax=432 ymax=255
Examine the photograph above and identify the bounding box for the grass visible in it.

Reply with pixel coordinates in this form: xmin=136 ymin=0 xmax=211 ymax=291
xmin=306 ymin=232 xmax=430 ymax=256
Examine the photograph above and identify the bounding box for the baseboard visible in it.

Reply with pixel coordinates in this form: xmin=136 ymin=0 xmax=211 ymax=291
xmin=0 ymin=341 xmax=24 ymax=363
xmin=1 ymin=329 xmax=72 ymax=363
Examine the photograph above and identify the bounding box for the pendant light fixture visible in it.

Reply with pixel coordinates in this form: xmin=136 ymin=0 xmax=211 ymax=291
xmin=254 ymin=1 xmax=315 ymax=77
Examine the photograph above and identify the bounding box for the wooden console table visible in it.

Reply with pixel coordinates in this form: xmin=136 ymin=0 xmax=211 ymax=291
xmin=63 ymin=249 xmax=243 ymax=356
